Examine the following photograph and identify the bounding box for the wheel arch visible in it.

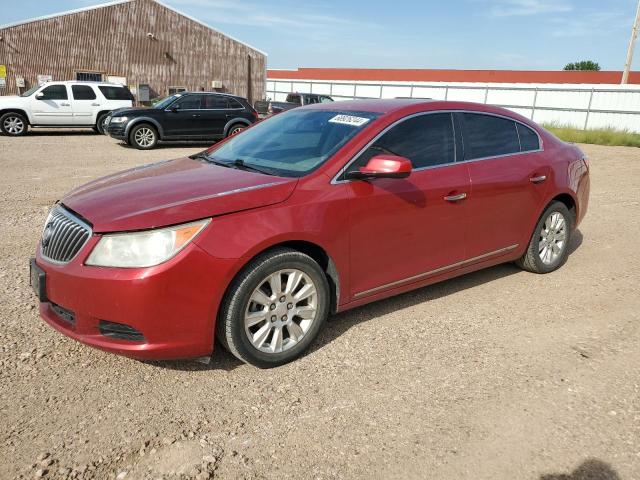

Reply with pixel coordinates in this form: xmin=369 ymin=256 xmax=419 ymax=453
xmin=125 ymin=117 xmax=164 ymax=139
xmin=223 ymin=240 xmax=341 ymax=315
xmin=95 ymin=110 xmax=112 ymax=125
xmin=223 ymin=118 xmax=251 ymax=136
xmin=0 ymin=109 xmax=30 ymax=125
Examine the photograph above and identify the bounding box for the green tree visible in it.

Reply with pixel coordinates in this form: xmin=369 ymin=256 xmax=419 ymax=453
xmin=564 ymin=61 xmax=601 ymax=71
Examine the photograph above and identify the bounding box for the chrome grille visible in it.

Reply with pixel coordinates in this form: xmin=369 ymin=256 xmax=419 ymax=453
xmin=40 ymin=206 xmax=92 ymax=264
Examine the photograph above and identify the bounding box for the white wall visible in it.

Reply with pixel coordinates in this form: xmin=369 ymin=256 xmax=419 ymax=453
xmin=266 ymin=78 xmax=640 ymax=132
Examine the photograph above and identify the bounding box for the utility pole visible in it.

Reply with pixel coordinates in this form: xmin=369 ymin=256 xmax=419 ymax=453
xmin=622 ymin=0 xmax=640 ymax=84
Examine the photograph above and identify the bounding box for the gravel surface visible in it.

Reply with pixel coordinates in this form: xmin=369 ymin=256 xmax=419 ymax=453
xmin=0 ymin=132 xmax=638 ymax=480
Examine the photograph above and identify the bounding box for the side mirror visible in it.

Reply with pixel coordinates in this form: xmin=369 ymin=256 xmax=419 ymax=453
xmin=35 ymin=92 xmax=44 ymax=99
xmin=169 ymin=105 xmax=179 ymax=112
xmin=346 ymin=154 xmax=412 ymax=180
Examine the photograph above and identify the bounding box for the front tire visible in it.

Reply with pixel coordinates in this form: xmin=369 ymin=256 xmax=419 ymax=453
xmin=517 ymin=201 xmax=574 ymax=274
xmin=129 ymin=123 xmax=158 ymax=150
xmin=217 ymin=248 xmax=330 ymax=368
xmin=0 ymin=112 xmax=28 ymax=136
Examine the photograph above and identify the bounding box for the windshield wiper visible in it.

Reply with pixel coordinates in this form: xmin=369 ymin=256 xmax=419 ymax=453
xmin=189 ymin=152 xmax=233 ymax=168
xmin=228 ymin=159 xmax=277 ymax=176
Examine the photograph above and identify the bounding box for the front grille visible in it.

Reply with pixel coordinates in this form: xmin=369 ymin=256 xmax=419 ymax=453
xmin=51 ymin=303 xmax=76 ymax=327
xmin=41 ymin=206 xmax=92 ymax=264
xmin=99 ymin=321 xmax=145 ymax=342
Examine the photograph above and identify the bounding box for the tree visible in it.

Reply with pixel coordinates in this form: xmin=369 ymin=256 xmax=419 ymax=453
xmin=564 ymin=61 xmax=601 ymax=71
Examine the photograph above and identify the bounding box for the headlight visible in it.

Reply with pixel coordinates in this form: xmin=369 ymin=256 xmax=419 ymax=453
xmin=86 ymin=219 xmax=210 ymax=268
xmin=110 ymin=116 xmax=128 ymax=124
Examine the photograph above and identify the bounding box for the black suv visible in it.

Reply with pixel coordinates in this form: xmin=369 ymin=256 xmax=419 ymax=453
xmin=105 ymin=92 xmax=259 ymax=149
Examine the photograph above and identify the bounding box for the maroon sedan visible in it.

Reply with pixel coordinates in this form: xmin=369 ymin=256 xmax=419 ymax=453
xmin=31 ymin=100 xmax=589 ymax=367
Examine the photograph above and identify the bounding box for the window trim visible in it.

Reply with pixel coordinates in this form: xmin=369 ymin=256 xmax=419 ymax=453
xmin=332 ymin=109 xmax=544 ymax=184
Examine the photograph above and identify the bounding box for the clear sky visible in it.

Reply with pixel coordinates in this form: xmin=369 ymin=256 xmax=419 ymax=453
xmin=0 ymin=0 xmax=637 ymax=71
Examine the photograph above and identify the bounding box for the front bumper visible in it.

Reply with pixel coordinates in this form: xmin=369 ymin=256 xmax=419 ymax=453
xmin=105 ymin=123 xmax=127 ymax=140
xmin=34 ymin=239 xmax=237 ymax=360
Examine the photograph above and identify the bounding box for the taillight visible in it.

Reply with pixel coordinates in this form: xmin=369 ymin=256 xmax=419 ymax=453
xmin=267 ymin=103 xmax=273 ymax=114
xmin=252 ymin=109 xmax=259 ymax=120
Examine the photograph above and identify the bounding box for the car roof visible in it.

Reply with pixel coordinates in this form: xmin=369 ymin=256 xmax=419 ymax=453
xmin=301 ymin=98 xmax=536 ymax=124
xmin=180 ymin=91 xmax=245 ymax=99
xmin=47 ymin=81 xmax=127 ymax=87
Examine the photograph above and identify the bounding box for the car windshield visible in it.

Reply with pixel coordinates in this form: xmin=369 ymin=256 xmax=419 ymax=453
xmin=206 ymin=109 xmax=380 ymax=177
xmin=153 ymin=94 xmax=180 ymax=109
xmin=20 ymin=85 xmax=41 ymax=97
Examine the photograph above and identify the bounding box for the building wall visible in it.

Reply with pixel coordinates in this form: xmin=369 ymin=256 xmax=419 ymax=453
xmin=0 ymin=0 xmax=266 ymax=102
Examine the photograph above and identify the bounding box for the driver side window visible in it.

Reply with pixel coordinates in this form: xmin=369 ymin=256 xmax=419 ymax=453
xmin=39 ymin=85 xmax=68 ymax=100
xmin=345 ymin=113 xmax=456 ymax=176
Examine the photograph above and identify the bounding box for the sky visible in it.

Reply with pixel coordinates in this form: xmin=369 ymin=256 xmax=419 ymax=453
xmin=0 ymin=0 xmax=637 ymax=71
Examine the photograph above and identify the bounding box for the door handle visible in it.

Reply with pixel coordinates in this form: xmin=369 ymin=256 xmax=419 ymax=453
xmin=192 ymin=114 xmax=201 ymax=117
xmin=61 ymin=103 xmax=70 ymax=106
xmin=91 ymin=103 xmax=101 ymax=106
xmin=530 ymin=175 xmax=547 ymax=184
xmin=444 ymin=193 xmax=467 ymax=202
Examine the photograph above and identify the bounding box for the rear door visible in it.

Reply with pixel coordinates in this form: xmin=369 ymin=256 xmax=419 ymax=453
xmin=197 ymin=95 xmax=236 ymax=137
xmin=71 ymin=85 xmax=98 ymax=126
xmin=162 ymin=94 xmax=204 ymax=138
xmin=344 ymin=112 xmax=471 ymax=299
xmin=460 ymin=112 xmax=550 ymax=260
xmin=30 ymin=84 xmax=73 ymax=125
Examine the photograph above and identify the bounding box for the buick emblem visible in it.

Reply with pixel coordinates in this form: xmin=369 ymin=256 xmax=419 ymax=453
xmin=42 ymin=223 xmax=54 ymax=248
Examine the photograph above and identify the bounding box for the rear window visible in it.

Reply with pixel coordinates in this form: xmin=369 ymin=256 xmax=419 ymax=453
xmin=286 ymin=94 xmax=301 ymax=105
xmin=98 ymin=86 xmax=133 ymax=101
xmin=227 ymin=98 xmax=244 ymax=109
xmin=72 ymin=85 xmax=96 ymax=100
xmin=462 ymin=113 xmax=520 ymax=160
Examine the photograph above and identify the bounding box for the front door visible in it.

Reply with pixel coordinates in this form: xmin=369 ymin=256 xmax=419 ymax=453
xmin=163 ymin=94 xmax=204 ymax=138
xmin=30 ymin=84 xmax=73 ymax=125
xmin=459 ymin=113 xmax=551 ymax=260
xmin=344 ymin=112 xmax=470 ymax=300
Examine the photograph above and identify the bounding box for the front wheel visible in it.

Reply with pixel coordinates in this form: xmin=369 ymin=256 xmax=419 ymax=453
xmin=0 ymin=112 xmax=28 ymax=136
xmin=129 ymin=124 xmax=158 ymax=150
xmin=226 ymin=124 xmax=246 ymax=137
xmin=217 ymin=248 xmax=330 ymax=368
xmin=517 ymin=201 xmax=574 ymax=274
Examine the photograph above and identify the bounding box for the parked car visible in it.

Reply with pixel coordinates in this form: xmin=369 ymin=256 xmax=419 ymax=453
xmin=267 ymin=93 xmax=333 ymax=115
xmin=0 ymin=81 xmax=133 ymax=136
xmin=104 ymin=92 xmax=258 ymax=149
xmin=31 ymin=99 xmax=589 ymax=367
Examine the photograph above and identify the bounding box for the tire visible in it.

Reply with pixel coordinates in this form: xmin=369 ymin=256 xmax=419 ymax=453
xmin=129 ymin=123 xmax=158 ymax=150
xmin=96 ymin=113 xmax=110 ymax=135
xmin=226 ymin=123 xmax=246 ymax=137
xmin=0 ymin=112 xmax=28 ymax=136
xmin=217 ymin=248 xmax=330 ymax=368
xmin=517 ymin=201 xmax=574 ymax=274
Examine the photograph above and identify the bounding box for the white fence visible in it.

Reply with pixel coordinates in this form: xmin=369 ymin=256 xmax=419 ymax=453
xmin=266 ymin=78 xmax=640 ymax=132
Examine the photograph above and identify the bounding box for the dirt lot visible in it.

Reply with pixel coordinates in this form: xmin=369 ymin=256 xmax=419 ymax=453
xmin=0 ymin=131 xmax=638 ymax=480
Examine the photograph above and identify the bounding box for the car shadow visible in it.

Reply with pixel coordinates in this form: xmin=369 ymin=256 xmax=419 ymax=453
xmin=19 ymin=130 xmax=98 ymax=136
xmin=152 ymin=228 xmax=583 ymax=371
xmin=117 ymin=140 xmax=217 ymax=150
xmin=540 ymin=458 xmax=620 ymax=480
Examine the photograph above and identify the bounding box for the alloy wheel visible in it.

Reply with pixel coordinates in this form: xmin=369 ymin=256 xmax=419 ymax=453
xmin=244 ymin=269 xmax=318 ymax=354
xmin=134 ymin=127 xmax=155 ymax=147
xmin=3 ymin=116 xmax=25 ymax=135
xmin=539 ymin=211 xmax=567 ymax=265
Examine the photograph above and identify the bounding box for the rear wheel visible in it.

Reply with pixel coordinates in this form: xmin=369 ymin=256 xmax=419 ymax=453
xmin=96 ymin=113 xmax=110 ymax=134
xmin=226 ymin=123 xmax=246 ymax=137
xmin=129 ymin=124 xmax=158 ymax=150
xmin=517 ymin=201 xmax=573 ymax=274
xmin=0 ymin=112 xmax=28 ymax=136
xmin=217 ymin=248 xmax=329 ymax=368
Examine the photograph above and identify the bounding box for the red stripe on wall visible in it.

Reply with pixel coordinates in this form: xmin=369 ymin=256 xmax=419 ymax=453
xmin=267 ymin=68 xmax=640 ymax=84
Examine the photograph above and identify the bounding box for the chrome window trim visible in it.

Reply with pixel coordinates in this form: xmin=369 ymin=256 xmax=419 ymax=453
xmin=40 ymin=205 xmax=93 ymax=265
xmin=331 ymin=109 xmax=544 ymax=184
xmin=164 ymin=93 xmax=245 ymax=112
xmin=353 ymin=244 xmax=519 ymax=299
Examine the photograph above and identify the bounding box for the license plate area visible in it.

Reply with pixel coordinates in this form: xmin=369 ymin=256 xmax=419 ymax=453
xmin=29 ymin=258 xmax=48 ymax=302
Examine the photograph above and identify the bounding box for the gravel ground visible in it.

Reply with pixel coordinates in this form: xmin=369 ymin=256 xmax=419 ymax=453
xmin=0 ymin=131 xmax=638 ymax=480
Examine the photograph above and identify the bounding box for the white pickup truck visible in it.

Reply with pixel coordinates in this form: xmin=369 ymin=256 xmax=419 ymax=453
xmin=0 ymin=81 xmax=134 ymax=136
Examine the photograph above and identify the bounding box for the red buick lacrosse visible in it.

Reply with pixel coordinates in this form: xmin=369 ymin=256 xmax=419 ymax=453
xmin=31 ymin=99 xmax=589 ymax=367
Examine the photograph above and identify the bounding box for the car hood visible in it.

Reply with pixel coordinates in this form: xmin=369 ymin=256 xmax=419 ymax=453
xmin=111 ymin=106 xmax=153 ymax=117
xmin=0 ymin=95 xmax=25 ymax=105
xmin=62 ymin=157 xmax=297 ymax=232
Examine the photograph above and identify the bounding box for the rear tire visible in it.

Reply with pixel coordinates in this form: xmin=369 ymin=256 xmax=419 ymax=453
xmin=0 ymin=112 xmax=28 ymax=136
xmin=226 ymin=123 xmax=246 ymax=137
xmin=129 ymin=123 xmax=158 ymax=150
xmin=96 ymin=113 xmax=110 ymax=135
xmin=517 ymin=201 xmax=574 ymax=274
xmin=217 ymin=248 xmax=330 ymax=368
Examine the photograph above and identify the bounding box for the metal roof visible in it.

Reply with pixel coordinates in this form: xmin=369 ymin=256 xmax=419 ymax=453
xmin=0 ymin=0 xmax=267 ymax=56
